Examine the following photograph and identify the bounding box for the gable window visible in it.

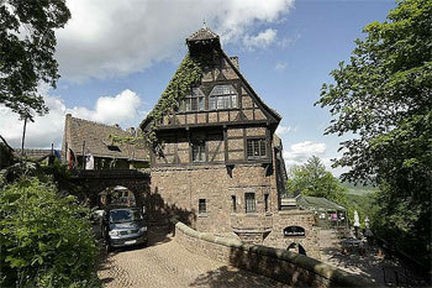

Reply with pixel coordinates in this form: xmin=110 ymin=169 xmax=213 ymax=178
xmin=180 ymin=88 xmax=205 ymax=112
xmin=199 ymin=199 xmax=207 ymax=214
xmin=245 ymin=193 xmax=256 ymax=213
xmin=247 ymin=138 xmax=267 ymax=159
xmin=209 ymin=84 xmax=238 ymax=110
xmin=192 ymin=140 xmax=206 ymax=162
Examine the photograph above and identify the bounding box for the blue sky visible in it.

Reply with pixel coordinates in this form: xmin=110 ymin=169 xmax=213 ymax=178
xmin=0 ymin=0 xmax=396 ymax=175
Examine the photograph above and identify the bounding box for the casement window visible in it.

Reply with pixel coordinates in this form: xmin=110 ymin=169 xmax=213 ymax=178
xmin=247 ymin=138 xmax=267 ymax=159
xmin=209 ymin=84 xmax=238 ymax=110
xmin=245 ymin=193 xmax=256 ymax=213
xmin=180 ymin=88 xmax=205 ymax=112
xmin=231 ymin=195 xmax=237 ymax=213
xmin=198 ymin=199 xmax=207 ymax=214
xmin=192 ymin=140 xmax=206 ymax=162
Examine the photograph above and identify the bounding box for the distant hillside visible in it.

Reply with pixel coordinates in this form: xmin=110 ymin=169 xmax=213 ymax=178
xmin=341 ymin=182 xmax=378 ymax=196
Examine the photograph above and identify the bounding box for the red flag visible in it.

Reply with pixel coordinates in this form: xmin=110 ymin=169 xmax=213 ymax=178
xmin=67 ymin=148 xmax=77 ymax=170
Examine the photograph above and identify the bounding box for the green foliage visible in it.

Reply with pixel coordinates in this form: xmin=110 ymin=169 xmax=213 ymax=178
xmin=0 ymin=1 xmax=70 ymax=120
xmin=286 ymin=156 xmax=348 ymax=206
xmin=143 ymin=53 xmax=214 ymax=146
xmin=0 ymin=178 xmax=100 ymax=287
xmin=317 ymin=0 xmax=431 ymax=267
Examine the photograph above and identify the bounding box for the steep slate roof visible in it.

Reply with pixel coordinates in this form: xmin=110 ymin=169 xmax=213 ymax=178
xmin=63 ymin=114 xmax=148 ymax=161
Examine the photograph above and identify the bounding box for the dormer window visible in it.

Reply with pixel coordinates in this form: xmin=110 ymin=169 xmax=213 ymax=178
xmin=180 ymin=88 xmax=204 ymax=112
xmin=209 ymin=84 xmax=238 ymax=110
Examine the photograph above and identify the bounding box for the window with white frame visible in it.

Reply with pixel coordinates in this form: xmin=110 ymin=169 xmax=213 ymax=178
xmin=209 ymin=84 xmax=238 ymax=110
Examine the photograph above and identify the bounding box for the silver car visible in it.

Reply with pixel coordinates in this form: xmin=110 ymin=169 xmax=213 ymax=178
xmin=106 ymin=207 xmax=148 ymax=250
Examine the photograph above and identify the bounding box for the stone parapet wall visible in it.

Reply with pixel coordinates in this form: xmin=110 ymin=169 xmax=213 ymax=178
xmin=174 ymin=221 xmax=375 ymax=287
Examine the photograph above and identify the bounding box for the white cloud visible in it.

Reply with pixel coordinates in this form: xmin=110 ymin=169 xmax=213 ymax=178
xmin=275 ymin=62 xmax=287 ymax=71
xmin=69 ymin=89 xmax=141 ymax=125
xmin=243 ymin=28 xmax=278 ymax=49
xmin=0 ymin=89 xmax=143 ymax=149
xmin=283 ymin=140 xmax=327 ymax=166
xmin=1 ymin=97 xmax=66 ymax=149
xmin=276 ymin=124 xmax=295 ymax=135
xmin=56 ymin=0 xmax=294 ymax=81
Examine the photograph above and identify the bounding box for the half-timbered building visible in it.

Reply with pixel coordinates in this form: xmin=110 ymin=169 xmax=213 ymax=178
xmin=141 ymin=26 xmax=319 ymax=257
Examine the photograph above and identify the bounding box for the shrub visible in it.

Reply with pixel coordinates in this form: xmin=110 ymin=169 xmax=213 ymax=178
xmin=0 ymin=177 xmax=100 ymax=287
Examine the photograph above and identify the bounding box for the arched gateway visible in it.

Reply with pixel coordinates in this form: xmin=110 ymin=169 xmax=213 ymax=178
xmin=71 ymin=169 xmax=150 ymax=208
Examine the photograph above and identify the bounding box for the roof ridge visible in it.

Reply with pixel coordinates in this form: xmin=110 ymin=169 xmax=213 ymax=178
xmin=69 ymin=115 xmax=128 ymax=132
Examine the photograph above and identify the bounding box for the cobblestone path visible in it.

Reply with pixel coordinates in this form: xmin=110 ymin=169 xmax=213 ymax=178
xmin=98 ymin=232 xmax=290 ymax=288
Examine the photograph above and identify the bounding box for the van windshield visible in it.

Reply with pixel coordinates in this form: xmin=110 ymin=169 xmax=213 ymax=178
xmin=109 ymin=209 xmax=141 ymax=223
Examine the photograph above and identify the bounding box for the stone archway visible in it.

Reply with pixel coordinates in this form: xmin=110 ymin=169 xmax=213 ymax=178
xmin=71 ymin=170 xmax=150 ymax=209
xmin=287 ymin=242 xmax=307 ymax=256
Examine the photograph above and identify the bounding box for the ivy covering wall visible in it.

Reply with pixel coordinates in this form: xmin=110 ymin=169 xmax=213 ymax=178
xmin=143 ymin=52 xmax=215 ymax=146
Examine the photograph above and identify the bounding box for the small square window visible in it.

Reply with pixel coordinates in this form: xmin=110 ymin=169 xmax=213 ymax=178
xmin=199 ymin=199 xmax=206 ymax=214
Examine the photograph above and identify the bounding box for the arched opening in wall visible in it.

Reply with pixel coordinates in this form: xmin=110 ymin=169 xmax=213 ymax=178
xmin=287 ymin=242 xmax=307 ymax=256
xmin=98 ymin=185 xmax=136 ymax=208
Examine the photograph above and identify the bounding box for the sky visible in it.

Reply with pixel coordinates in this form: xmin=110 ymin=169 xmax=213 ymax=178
xmin=0 ymin=0 xmax=396 ymax=175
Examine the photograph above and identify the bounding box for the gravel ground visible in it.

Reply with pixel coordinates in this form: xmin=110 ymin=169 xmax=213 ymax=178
xmin=98 ymin=231 xmax=290 ymax=288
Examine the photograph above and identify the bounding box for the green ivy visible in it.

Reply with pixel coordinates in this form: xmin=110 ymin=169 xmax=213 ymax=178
xmin=144 ymin=53 xmax=213 ymax=146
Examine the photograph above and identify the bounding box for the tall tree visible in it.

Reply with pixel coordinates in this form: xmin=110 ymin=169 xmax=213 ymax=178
xmin=0 ymin=0 xmax=70 ymax=120
xmin=317 ymin=0 xmax=431 ymax=267
xmin=286 ymin=156 xmax=347 ymax=205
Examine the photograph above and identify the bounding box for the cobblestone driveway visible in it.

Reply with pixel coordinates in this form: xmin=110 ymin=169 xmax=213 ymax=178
xmin=98 ymin=231 xmax=290 ymax=288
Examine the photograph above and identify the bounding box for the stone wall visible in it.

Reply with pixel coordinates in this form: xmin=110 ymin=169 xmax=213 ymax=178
xmin=174 ymin=221 xmax=376 ymax=287
xmin=150 ymin=163 xmax=278 ymax=233
xmin=150 ymin=163 xmax=320 ymax=258
xmin=264 ymin=210 xmax=321 ymax=259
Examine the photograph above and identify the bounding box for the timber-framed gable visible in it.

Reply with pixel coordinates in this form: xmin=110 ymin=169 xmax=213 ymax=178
xmin=141 ymin=26 xmax=281 ymax=168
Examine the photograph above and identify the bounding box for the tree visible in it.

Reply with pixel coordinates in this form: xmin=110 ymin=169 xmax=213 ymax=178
xmin=286 ymin=156 xmax=347 ymax=205
xmin=0 ymin=178 xmax=100 ymax=287
xmin=317 ymin=0 xmax=431 ymax=268
xmin=0 ymin=0 xmax=70 ymax=120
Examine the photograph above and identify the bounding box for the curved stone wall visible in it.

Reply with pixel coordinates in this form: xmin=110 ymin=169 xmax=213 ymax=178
xmin=174 ymin=221 xmax=375 ymax=287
